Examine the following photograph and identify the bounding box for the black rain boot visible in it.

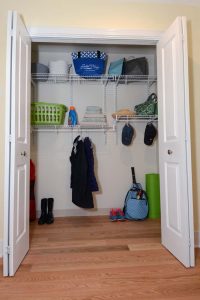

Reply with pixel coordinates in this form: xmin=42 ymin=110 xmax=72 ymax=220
xmin=46 ymin=198 xmax=54 ymax=224
xmin=38 ymin=198 xmax=47 ymax=225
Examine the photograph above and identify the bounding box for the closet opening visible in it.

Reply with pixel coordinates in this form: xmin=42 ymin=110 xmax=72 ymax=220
xmin=4 ymin=14 xmax=194 ymax=277
xmin=30 ymin=41 xmax=160 ymax=239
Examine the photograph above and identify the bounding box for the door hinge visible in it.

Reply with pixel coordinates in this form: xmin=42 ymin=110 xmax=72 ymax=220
xmin=6 ymin=246 xmax=11 ymax=255
xmin=9 ymin=135 xmax=12 ymax=143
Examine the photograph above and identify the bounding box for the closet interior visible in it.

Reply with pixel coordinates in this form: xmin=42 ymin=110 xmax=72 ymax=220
xmin=30 ymin=42 xmax=159 ymax=217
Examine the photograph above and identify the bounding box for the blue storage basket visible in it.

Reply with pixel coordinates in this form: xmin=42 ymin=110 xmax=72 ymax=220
xmin=72 ymin=51 xmax=107 ymax=77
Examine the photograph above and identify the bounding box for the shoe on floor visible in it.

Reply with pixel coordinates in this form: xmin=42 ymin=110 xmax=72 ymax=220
xmin=38 ymin=198 xmax=47 ymax=225
xmin=109 ymin=208 xmax=118 ymax=222
xmin=116 ymin=208 xmax=126 ymax=221
xmin=46 ymin=198 xmax=54 ymax=224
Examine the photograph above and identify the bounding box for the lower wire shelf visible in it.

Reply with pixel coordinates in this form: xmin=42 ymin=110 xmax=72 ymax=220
xmin=115 ymin=115 xmax=158 ymax=122
xmin=31 ymin=124 xmax=116 ymax=132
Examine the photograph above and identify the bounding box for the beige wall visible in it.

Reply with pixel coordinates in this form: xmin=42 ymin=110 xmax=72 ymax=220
xmin=0 ymin=1 xmax=200 ymax=239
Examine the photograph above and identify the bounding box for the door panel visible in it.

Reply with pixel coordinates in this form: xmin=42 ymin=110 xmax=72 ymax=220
xmin=165 ymin=163 xmax=181 ymax=232
xmin=3 ymin=11 xmax=31 ymax=276
xmin=18 ymin=35 xmax=28 ymax=140
xmin=16 ymin=165 xmax=26 ymax=241
xmin=157 ymin=16 xmax=194 ymax=267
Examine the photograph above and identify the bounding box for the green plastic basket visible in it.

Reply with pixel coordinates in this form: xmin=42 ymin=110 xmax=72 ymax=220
xmin=31 ymin=102 xmax=68 ymax=125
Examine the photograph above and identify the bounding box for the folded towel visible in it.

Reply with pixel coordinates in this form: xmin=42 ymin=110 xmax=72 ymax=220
xmin=82 ymin=117 xmax=106 ymax=123
xmin=85 ymin=106 xmax=102 ymax=113
xmin=84 ymin=113 xmax=106 ymax=118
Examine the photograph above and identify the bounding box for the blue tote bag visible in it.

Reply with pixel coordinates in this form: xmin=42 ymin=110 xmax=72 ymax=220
xmin=72 ymin=50 xmax=107 ymax=77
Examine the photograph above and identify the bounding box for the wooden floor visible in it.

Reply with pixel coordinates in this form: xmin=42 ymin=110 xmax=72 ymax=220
xmin=0 ymin=216 xmax=200 ymax=299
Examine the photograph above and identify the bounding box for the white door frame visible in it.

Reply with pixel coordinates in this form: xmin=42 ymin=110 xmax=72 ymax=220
xmin=4 ymin=21 xmax=194 ymax=274
xmin=28 ymin=27 xmax=162 ymax=45
xmin=3 ymin=11 xmax=13 ymax=276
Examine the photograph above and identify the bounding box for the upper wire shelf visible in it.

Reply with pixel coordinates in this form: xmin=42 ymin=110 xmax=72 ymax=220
xmin=31 ymin=73 xmax=157 ymax=85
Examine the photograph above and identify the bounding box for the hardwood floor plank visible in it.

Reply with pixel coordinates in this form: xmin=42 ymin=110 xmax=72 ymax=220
xmin=128 ymin=242 xmax=163 ymax=251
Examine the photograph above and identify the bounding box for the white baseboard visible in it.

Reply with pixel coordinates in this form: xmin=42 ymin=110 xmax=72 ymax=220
xmin=0 ymin=240 xmax=3 ymax=257
xmin=195 ymin=231 xmax=200 ymax=248
xmin=36 ymin=208 xmax=110 ymax=218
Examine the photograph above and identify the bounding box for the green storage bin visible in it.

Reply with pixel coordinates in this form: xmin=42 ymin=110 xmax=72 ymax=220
xmin=146 ymin=173 xmax=160 ymax=219
xmin=31 ymin=102 xmax=68 ymax=125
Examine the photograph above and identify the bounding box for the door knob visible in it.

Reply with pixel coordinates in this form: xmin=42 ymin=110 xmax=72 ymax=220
xmin=21 ymin=151 xmax=27 ymax=157
xmin=167 ymin=149 xmax=173 ymax=155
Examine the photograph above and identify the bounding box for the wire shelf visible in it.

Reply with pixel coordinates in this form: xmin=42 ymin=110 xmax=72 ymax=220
xmin=31 ymin=73 xmax=157 ymax=84
xmin=31 ymin=124 xmax=115 ymax=132
xmin=115 ymin=114 xmax=158 ymax=122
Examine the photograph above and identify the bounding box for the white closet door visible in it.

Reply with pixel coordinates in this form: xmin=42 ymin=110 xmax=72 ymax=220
xmin=157 ymin=16 xmax=194 ymax=267
xmin=3 ymin=11 xmax=31 ymax=276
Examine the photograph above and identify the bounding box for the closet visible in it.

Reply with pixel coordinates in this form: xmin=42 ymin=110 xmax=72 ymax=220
xmin=31 ymin=43 xmax=158 ymax=216
xmin=3 ymin=11 xmax=194 ymax=276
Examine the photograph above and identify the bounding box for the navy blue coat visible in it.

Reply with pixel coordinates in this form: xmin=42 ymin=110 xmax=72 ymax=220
xmin=70 ymin=136 xmax=98 ymax=209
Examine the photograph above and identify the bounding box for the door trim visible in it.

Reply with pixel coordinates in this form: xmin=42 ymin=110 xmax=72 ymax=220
xmin=28 ymin=24 xmax=194 ymax=259
xmin=3 ymin=10 xmax=13 ymax=277
xmin=28 ymin=27 xmax=162 ymax=45
xmin=4 ymin=20 xmax=194 ymax=275
xmin=181 ymin=16 xmax=194 ymax=266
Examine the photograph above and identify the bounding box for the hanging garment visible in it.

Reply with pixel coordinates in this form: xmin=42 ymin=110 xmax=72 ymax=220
xmin=84 ymin=137 xmax=99 ymax=192
xmin=70 ymin=136 xmax=96 ymax=208
xmin=30 ymin=159 xmax=36 ymax=221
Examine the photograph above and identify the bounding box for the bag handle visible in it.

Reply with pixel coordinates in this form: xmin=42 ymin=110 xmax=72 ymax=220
xmin=147 ymin=93 xmax=157 ymax=103
xmin=77 ymin=51 xmax=101 ymax=59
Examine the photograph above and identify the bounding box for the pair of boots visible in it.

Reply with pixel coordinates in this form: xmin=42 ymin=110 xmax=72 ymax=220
xmin=38 ymin=198 xmax=54 ymax=225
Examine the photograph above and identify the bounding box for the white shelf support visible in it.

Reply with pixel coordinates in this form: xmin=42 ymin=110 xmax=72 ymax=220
xmin=102 ymin=84 xmax=106 ymax=115
xmin=69 ymin=76 xmax=73 ymax=107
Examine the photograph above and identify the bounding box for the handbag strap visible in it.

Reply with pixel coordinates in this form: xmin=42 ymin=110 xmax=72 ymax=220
xmin=147 ymin=93 xmax=157 ymax=103
xmin=77 ymin=51 xmax=101 ymax=59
